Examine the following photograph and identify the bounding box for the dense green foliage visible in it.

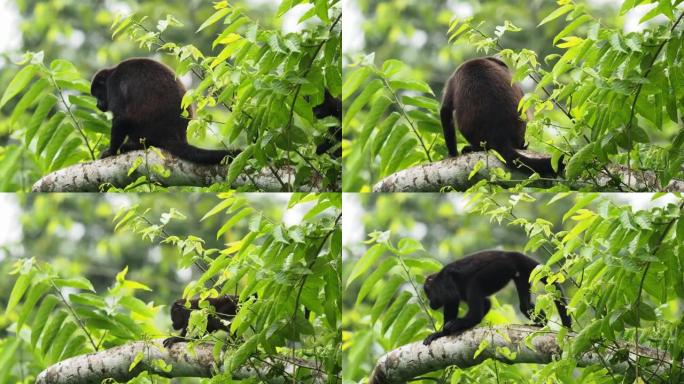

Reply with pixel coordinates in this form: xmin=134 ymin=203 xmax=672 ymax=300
xmin=342 ymin=0 xmax=683 ymax=191
xmin=343 ymin=193 xmax=683 ymax=383
xmin=0 ymin=193 xmax=341 ymax=383
xmin=0 ymin=0 xmax=341 ymax=191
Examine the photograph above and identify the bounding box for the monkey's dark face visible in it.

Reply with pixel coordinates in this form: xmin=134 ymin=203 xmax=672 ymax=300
xmin=424 ymin=274 xmax=442 ymax=310
xmin=170 ymin=300 xmax=191 ymax=330
xmin=90 ymin=69 xmax=111 ymax=112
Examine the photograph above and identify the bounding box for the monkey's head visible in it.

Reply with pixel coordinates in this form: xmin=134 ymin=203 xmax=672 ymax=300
xmin=424 ymin=274 xmax=442 ymax=309
xmin=90 ymin=69 xmax=111 ymax=112
xmin=424 ymin=272 xmax=459 ymax=310
xmin=485 ymin=56 xmax=509 ymax=69
xmin=170 ymin=299 xmax=192 ymax=331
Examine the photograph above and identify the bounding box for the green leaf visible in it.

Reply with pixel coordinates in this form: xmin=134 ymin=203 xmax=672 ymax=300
xmin=357 ymin=258 xmax=397 ymax=305
xmin=197 ymin=8 xmax=231 ymax=32
xmin=201 ymin=197 xmax=234 ymax=221
xmin=565 ymin=142 xmax=595 ymax=179
xmin=50 ymin=137 xmax=83 ymax=171
xmin=473 ymin=339 xmax=490 ymax=359
xmin=371 ymin=112 xmax=401 ymax=157
xmin=397 ymin=238 xmax=424 ymax=255
xmin=10 ymin=78 xmax=50 ymax=124
xmin=49 ymin=321 xmax=77 ymax=362
xmin=25 ymin=95 xmax=58 ymax=146
xmin=53 ymin=277 xmax=95 ymax=292
xmin=389 ymin=305 xmax=419 ymax=345
xmin=40 ymin=310 xmax=68 ymax=354
xmin=217 ymin=207 xmax=253 ymax=239
xmin=0 ymin=146 xmax=22 ymax=191
xmin=358 ymin=94 xmax=392 ymax=152
xmin=0 ymin=64 xmax=39 ymax=108
xmin=227 ymin=334 xmax=257 ymax=371
xmin=554 ymin=15 xmax=592 ymax=44
xmin=226 ymin=146 xmax=253 ymax=186
xmin=381 ymin=291 xmax=412 ymax=334
xmin=36 ymin=112 xmax=66 ymax=155
xmin=120 ymin=296 xmax=154 ymax=317
xmin=346 ymin=243 xmax=386 ymax=288
xmin=342 ymin=67 xmax=371 ymax=101
xmin=342 ymin=78 xmax=383 ymax=128
xmin=6 ymin=272 xmax=32 ymax=315
xmin=314 ymin=0 xmax=330 ymax=23
xmin=571 ymin=320 xmax=602 ymax=357
xmin=538 ymin=4 xmax=574 ymax=27
xmin=384 ymin=137 xmax=416 ymax=175
xmin=388 ymin=80 xmax=433 ymax=95
xmin=370 ymin=275 xmax=404 ymax=323
xmin=17 ymin=281 xmax=50 ymax=331
xmin=31 ymin=295 xmax=60 ymax=346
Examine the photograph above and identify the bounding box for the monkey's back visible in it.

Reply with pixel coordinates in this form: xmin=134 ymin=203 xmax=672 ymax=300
xmin=448 ymin=58 xmax=526 ymax=150
xmin=106 ymin=58 xmax=188 ymax=142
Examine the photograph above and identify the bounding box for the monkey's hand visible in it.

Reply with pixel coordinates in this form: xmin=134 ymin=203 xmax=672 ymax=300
xmin=423 ymin=331 xmax=444 ymax=345
xmin=162 ymin=336 xmax=186 ymax=348
xmin=99 ymin=149 xmax=114 ymax=159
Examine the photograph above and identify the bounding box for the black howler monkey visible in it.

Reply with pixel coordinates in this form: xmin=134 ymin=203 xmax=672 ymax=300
xmin=440 ymin=57 xmax=560 ymax=176
xmin=313 ymin=90 xmax=342 ymax=158
xmin=423 ymin=250 xmax=571 ymax=345
xmin=91 ymin=58 xmax=241 ymax=164
xmin=163 ymin=295 xmax=238 ymax=348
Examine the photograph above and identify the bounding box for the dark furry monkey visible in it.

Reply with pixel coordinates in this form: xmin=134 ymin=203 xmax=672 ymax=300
xmin=440 ymin=57 xmax=559 ymax=176
xmin=91 ymin=58 xmax=241 ymax=164
xmin=314 ymin=90 xmax=342 ymax=158
xmin=423 ymin=250 xmax=571 ymax=345
xmin=163 ymin=295 xmax=238 ymax=348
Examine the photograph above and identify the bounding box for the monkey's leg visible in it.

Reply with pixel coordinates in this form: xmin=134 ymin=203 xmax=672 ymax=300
xmin=446 ymin=288 xmax=487 ymax=332
xmin=440 ymin=107 xmax=458 ymax=157
xmin=483 ymin=298 xmax=491 ymax=317
xmin=513 ymin=274 xmax=545 ymax=326
xmin=102 ymin=118 xmax=131 ymax=158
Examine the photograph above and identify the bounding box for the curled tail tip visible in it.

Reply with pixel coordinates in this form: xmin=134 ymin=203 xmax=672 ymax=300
xmin=503 ymin=147 xmax=561 ymax=177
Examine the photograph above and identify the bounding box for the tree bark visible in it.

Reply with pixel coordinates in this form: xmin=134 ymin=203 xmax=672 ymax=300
xmin=35 ymin=339 xmax=326 ymax=383
xmin=368 ymin=325 xmax=679 ymax=384
xmin=372 ymin=152 xmax=684 ymax=192
xmin=31 ymin=150 xmax=338 ymax=192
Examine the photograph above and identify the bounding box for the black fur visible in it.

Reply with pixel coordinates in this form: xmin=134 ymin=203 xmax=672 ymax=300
xmin=163 ymin=295 xmax=238 ymax=348
xmin=91 ymin=58 xmax=240 ymax=164
xmin=441 ymin=57 xmax=561 ymax=176
xmin=423 ymin=250 xmax=571 ymax=345
xmin=314 ymin=90 xmax=342 ymax=158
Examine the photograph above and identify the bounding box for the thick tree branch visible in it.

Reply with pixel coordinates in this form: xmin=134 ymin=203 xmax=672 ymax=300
xmin=369 ymin=325 xmax=680 ymax=384
xmin=36 ymin=339 xmax=326 ymax=384
xmin=372 ymin=152 xmax=684 ymax=192
xmin=31 ymin=150 xmax=338 ymax=192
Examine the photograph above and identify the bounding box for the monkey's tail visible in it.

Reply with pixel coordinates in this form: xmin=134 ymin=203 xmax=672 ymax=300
xmin=166 ymin=142 xmax=241 ymax=165
xmin=497 ymin=145 xmax=562 ymax=178
xmin=551 ymin=282 xmax=572 ymax=328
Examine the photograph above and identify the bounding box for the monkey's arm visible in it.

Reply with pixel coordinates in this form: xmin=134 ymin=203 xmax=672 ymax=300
xmin=102 ymin=118 xmax=133 ymax=158
xmin=423 ymin=297 xmax=459 ymax=345
xmin=424 ymin=284 xmax=491 ymax=345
